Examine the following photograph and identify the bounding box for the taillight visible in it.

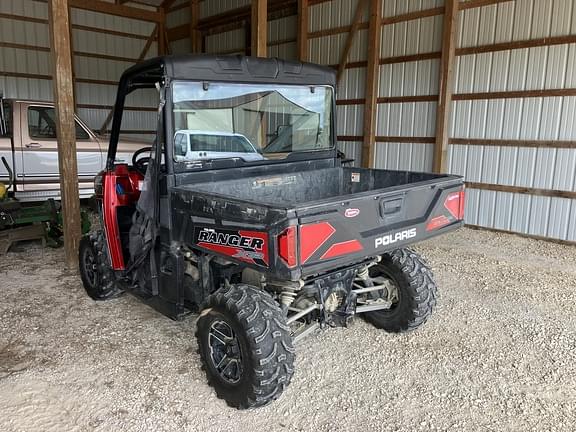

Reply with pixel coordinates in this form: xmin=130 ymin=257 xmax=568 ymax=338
xmin=426 ymin=189 xmax=465 ymax=231
xmin=278 ymin=226 xmax=297 ymax=268
xmin=444 ymin=190 xmax=465 ymax=220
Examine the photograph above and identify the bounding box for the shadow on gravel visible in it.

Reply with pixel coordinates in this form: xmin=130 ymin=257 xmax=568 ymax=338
xmin=0 ymin=337 xmax=34 ymax=380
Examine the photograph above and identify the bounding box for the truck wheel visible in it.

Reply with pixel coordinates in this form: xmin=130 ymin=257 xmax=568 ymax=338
xmin=196 ymin=284 xmax=295 ymax=409
xmin=78 ymin=233 xmax=122 ymax=300
xmin=363 ymin=248 xmax=437 ymax=333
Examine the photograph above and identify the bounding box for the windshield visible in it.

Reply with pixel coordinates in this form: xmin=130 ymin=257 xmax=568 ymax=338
xmin=172 ymin=82 xmax=334 ymax=163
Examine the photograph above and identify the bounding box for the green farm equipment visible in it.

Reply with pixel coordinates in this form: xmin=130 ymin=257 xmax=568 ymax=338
xmin=0 ymin=156 xmax=90 ymax=254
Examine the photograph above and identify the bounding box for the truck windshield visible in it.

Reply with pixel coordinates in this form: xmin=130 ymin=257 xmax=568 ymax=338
xmin=172 ymin=81 xmax=333 ymax=163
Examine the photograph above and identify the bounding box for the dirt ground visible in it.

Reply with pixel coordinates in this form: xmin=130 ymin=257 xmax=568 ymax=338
xmin=1 ymin=227 xmax=575 ymax=432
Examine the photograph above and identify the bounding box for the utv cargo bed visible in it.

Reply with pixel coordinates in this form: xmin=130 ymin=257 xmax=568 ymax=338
xmin=172 ymin=166 xmax=464 ymax=280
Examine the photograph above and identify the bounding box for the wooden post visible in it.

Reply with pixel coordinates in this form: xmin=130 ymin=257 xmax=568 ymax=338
xmin=190 ymin=0 xmax=201 ymax=53
xmin=48 ymin=0 xmax=82 ymax=270
xmin=158 ymin=7 xmax=167 ymax=55
xmin=361 ymin=0 xmax=382 ymax=168
xmin=67 ymin=2 xmax=77 ymax=110
xmin=433 ymin=0 xmax=459 ymax=173
xmin=251 ymin=0 xmax=267 ymax=57
xmin=337 ymin=0 xmax=367 ymax=84
xmin=297 ymin=0 xmax=308 ymax=61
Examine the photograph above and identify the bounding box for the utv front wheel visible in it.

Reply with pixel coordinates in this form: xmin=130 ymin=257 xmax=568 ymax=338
xmin=196 ymin=284 xmax=295 ymax=409
xmin=78 ymin=233 xmax=122 ymax=300
xmin=363 ymin=248 xmax=437 ymax=333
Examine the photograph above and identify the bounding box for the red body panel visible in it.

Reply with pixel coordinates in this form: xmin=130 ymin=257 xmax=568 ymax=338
xmin=102 ymin=164 xmax=143 ymax=270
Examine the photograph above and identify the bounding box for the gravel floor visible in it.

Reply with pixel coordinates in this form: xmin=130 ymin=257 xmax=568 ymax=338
xmin=1 ymin=227 xmax=575 ymax=432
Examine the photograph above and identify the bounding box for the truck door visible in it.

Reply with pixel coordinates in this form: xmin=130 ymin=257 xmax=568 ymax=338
xmin=18 ymin=103 xmax=102 ymax=195
xmin=0 ymin=99 xmax=21 ymax=188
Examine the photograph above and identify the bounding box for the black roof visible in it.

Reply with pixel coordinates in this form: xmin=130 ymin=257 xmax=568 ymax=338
xmin=121 ymin=54 xmax=336 ymax=88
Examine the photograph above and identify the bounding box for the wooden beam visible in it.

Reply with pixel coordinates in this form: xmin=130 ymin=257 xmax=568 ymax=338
xmin=48 ymin=0 xmax=82 ymax=270
xmin=158 ymin=8 xmax=167 ymax=55
xmin=297 ymin=0 xmax=309 ymax=61
xmin=466 ymin=182 xmax=576 ymax=200
xmin=336 ymin=0 xmax=367 ymax=84
xmin=251 ymin=0 xmax=268 ymax=57
xmin=432 ymin=0 xmax=458 ymax=174
xmin=376 ymin=136 xmax=435 ymax=144
xmin=190 ymin=0 xmax=201 ymax=53
xmin=68 ymin=0 xmax=162 ymax=23
xmin=450 ymin=138 xmax=576 ymax=149
xmin=361 ymin=0 xmax=382 ymax=168
xmin=459 ymin=0 xmax=513 ymax=10
xmin=456 ymin=34 xmax=576 ymax=56
xmin=453 ymin=88 xmax=576 ymax=100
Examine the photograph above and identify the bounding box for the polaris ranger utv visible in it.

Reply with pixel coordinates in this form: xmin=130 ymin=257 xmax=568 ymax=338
xmin=79 ymin=55 xmax=465 ymax=409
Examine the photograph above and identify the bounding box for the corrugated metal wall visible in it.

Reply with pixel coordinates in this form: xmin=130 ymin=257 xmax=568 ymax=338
xmin=167 ymin=1 xmax=298 ymax=60
xmin=311 ymin=0 xmax=576 ymax=243
xmin=308 ymin=0 xmax=367 ymax=167
xmin=450 ymin=0 xmax=576 ymax=242
xmin=0 ymin=0 xmax=158 ymax=142
xmin=3 ymin=0 xmax=573 ymax=241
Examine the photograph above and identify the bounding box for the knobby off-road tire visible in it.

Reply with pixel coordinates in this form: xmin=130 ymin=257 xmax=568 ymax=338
xmin=364 ymin=248 xmax=437 ymax=333
xmin=196 ymin=284 xmax=295 ymax=409
xmin=78 ymin=232 xmax=123 ymax=301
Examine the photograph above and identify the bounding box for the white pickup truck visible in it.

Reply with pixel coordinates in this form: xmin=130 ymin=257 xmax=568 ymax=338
xmin=0 ymin=97 xmax=147 ymax=202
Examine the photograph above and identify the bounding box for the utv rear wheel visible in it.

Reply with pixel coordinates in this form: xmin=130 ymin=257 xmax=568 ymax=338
xmin=196 ymin=284 xmax=295 ymax=409
xmin=78 ymin=233 xmax=122 ymax=300
xmin=363 ymin=248 xmax=437 ymax=333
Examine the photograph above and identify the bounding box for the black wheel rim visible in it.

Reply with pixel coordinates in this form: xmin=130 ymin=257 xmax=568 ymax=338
xmin=82 ymin=246 xmax=98 ymax=289
xmin=208 ymin=320 xmax=243 ymax=385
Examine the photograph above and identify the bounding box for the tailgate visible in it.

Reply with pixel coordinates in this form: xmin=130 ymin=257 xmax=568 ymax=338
xmin=294 ymin=177 xmax=464 ymax=275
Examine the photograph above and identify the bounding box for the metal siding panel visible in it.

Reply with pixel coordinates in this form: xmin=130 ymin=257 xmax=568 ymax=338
xmin=466 ymin=146 xmax=484 ymax=182
xmin=525 ymin=46 xmax=548 ymax=90
xmin=493 ymin=191 xmax=514 ymax=230
xmin=538 ymin=97 xmax=562 ymax=139
xmin=167 ymin=6 xmax=190 ymax=28
xmin=498 ymin=147 xmax=518 ymax=185
xmin=528 ymin=196 xmax=551 ymax=237
xmin=0 ymin=76 xmax=52 ymax=100
xmin=512 ymin=0 xmax=534 ymax=41
xmin=493 ymin=2 xmax=515 ymax=43
xmin=559 ymin=97 xmax=576 ymax=139
xmin=552 ymin=149 xmax=576 ymax=190
xmin=477 ymin=190 xmax=497 ymax=227
xmin=464 ymin=188 xmax=480 ymax=225
xmin=514 ymin=148 xmax=537 ymax=188
xmin=568 ymin=201 xmax=576 ymax=241
xmin=484 ymin=99 xmax=505 ymax=139
xmin=469 ymin=100 xmax=487 ymax=138
xmin=170 ymin=39 xmax=191 ymax=55
xmin=489 ymin=51 xmax=510 ymax=92
xmin=507 ymin=49 xmax=529 ymax=91
xmin=339 ymin=67 xmax=366 ymax=99
xmin=481 ymin=146 xmax=500 ymax=184
xmin=557 ymin=0 xmax=576 ymax=36
xmin=201 ymin=0 xmax=250 ymax=19
xmin=547 ymin=198 xmax=572 ymax=240
xmin=510 ymin=193 xmax=532 ymax=234
xmin=337 ymin=141 xmax=362 ymax=167
xmin=448 ymin=144 xmax=468 ymax=177
xmin=501 ymin=99 xmax=523 ymax=139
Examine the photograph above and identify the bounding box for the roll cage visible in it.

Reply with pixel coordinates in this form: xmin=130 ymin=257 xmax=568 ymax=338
xmin=107 ymin=55 xmax=339 ymax=174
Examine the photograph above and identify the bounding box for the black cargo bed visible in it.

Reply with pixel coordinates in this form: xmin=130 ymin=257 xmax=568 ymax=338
xmin=178 ymin=167 xmax=455 ymax=209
